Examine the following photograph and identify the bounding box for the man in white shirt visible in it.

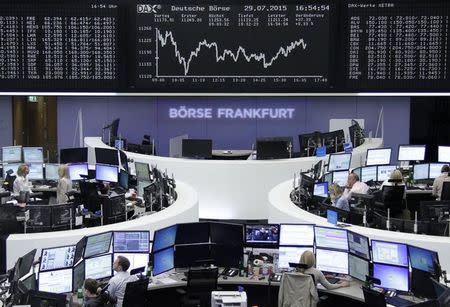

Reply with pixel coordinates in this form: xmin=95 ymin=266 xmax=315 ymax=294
xmin=432 ymin=165 xmax=450 ymax=200
xmin=108 ymin=256 xmax=138 ymax=307
xmin=13 ymin=164 xmax=32 ymax=195
xmin=342 ymin=173 xmax=369 ymax=200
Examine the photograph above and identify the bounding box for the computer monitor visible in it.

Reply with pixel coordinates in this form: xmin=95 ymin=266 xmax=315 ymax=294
xmin=2 ymin=146 xmax=22 ymax=163
xmin=72 ymin=260 xmax=85 ymax=293
xmin=352 ymin=167 xmax=361 ymax=179
xmin=314 ymin=226 xmax=348 ymax=251
xmin=256 ymin=140 xmax=290 ymax=160
xmin=413 ymin=164 xmax=429 ymax=180
xmin=210 ymin=222 xmax=243 ymax=246
xmin=118 ymin=170 xmax=129 ymax=190
xmin=40 ymin=245 xmax=76 ymax=272
xmin=313 ymin=182 xmax=328 ymax=198
xmin=430 ymin=163 xmax=446 ymax=179
xmin=28 ymin=163 xmax=44 ymax=180
xmin=408 ymin=245 xmax=439 ymax=275
xmin=332 ymin=170 xmax=349 ymax=187
xmin=113 ymin=231 xmax=150 ymax=253
xmin=18 ymin=249 xmax=37 ymax=279
xmin=398 ymin=145 xmax=426 ymax=161
xmin=182 ymin=139 xmax=212 ymax=159
xmin=85 ymin=254 xmax=113 ymax=280
xmin=38 ymin=269 xmax=73 ymax=293
xmin=21 ymin=272 xmax=37 ymax=291
xmin=348 ymin=254 xmax=370 ymax=282
xmin=322 ymin=130 xmax=345 ymax=153
xmin=244 ymin=224 xmax=279 ymax=247
xmin=2 ymin=163 xmax=20 ymax=178
xmin=45 ymin=163 xmax=59 ymax=181
xmin=74 ymin=237 xmax=86 ymax=265
xmin=134 ymin=162 xmax=151 ymax=181
xmin=315 ymin=248 xmax=348 ymax=274
xmin=84 ymin=232 xmax=113 ymax=258
xmin=360 ymin=166 xmax=377 ymax=183
xmin=174 ymin=244 xmax=211 ymax=268
xmin=366 ymin=148 xmax=392 ymax=166
xmin=95 ymin=164 xmax=118 ymax=183
xmin=279 ymin=224 xmax=314 ymax=246
xmin=95 ymin=147 xmax=119 ymax=166
xmin=211 ymin=244 xmax=242 ymax=268
xmin=278 ymin=246 xmax=314 ymax=270
xmin=68 ymin=163 xmax=88 ymax=181
xmin=377 ymin=165 xmax=397 ymax=183
xmin=327 ymin=209 xmax=338 ymax=225
xmin=373 ymin=263 xmax=409 ymax=292
xmin=175 ymin=222 xmax=210 ymax=245
xmin=29 ymin=290 xmax=67 ymax=307
xmin=347 ymin=231 xmax=370 ymax=260
xmin=152 ymin=225 xmax=178 ymax=253
xmin=323 ymin=172 xmax=332 ymax=186
xmin=438 ymin=146 xmax=450 ymax=163
xmin=313 ymin=160 xmax=323 ymax=180
xmin=371 ymin=240 xmax=408 ymax=267
xmin=23 ymin=147 xmax=44 ymax=163
xmin=113 ymin=253 xmax=149 ymax=274
xmin=328 ymin=153 xmax=351 ymax=172
xmin=60 ymin=148 xmax=87 ymax=164
xmin=153 ymin=247 xmax=174 ymax=276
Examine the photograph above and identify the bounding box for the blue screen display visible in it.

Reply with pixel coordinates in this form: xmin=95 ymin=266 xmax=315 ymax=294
xmin=372 ymin=240 xmax=408 ymax=267
xmin=373 ymin=263 xmax=409 ymax=292
xmin=152 ymin=225 xmax=177 ymax=252
xmin=153 ymin=247 xmax=174 ymax=276
xmin=408 ymin=245 xmax=438 ymax=274
xmin=327 ymin=209 xmax=338 ymax=225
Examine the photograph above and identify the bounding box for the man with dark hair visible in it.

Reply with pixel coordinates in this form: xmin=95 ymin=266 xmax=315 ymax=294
xmin=108 ymin=256 xmax=137 ymax=307
xmin=433 ymin=164 xmax=450 ymax=200
xmin=83 ymin=278 xmax=105 ymax=307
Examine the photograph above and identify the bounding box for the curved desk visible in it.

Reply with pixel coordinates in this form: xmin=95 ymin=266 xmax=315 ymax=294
xmin=268 ymin=179 xmax=450 ymax=272
xmin=5 ymin=181 xmax=198 ymax=270
xmin=85 ymin=137 xmax=383 ymax=220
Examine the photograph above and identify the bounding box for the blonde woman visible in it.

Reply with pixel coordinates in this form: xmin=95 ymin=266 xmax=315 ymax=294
xmin=379 ymin=169 xmax=406 ymax=200
xmin=56 ymin=164 xmax=72 ymax=203
xmin=329 ymin=183 xmax=349 ymax=211
xmin=13 ymin=164 xmax=31 ymax=194
xmin=299 ymin=250 xmax=349 ymax=290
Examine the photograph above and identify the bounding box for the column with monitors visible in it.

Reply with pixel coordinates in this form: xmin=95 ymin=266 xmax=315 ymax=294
xmin=278 ymin=224 xmax=314 ymax=271
xmin=347 ymin=231 xmax=370 ymax=282
xmin=314 ymin=226 xmax=349 ymax=275
xmin=113 ymin=231 xmax=150 ymax=273
xmin=152 ymin=225 xmax=177 ymax=276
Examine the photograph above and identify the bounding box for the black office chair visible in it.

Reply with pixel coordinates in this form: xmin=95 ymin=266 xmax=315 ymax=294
xmin=362 ymin=286 xmax=387 ymax=307
xmin=122 ymin=278 xmax=150 ymax=307
xmin=441 ymin=181 xmax=450 ymax=201
xmin=179 ymin=267 xmax=218 ymax=307
xmin=380 ymin=185 xmax=405 ymax=218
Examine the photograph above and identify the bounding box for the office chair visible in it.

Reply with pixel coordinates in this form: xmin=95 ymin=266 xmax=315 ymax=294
xmin=179 ymin=267 xmax=218 ymax=307
xmin=278 ymin=272 xmax=319 ymax=307
xmin=441 ymin=181 xmax=450 ymax=201
xmin=380 ymin=185 xmax=405 ymax=218
xmin=122 ymin=278 xmax=150 ymax=307
xmin=362 ymin=286 xmax=387 ymax=307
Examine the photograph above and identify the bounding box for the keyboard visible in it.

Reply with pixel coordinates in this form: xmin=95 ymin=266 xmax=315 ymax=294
xmin=386 ymin=296 xmax=415 ymax=307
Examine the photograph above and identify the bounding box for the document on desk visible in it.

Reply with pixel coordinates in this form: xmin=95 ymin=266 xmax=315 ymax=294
xmin=157 ymin=277 xmax=179 ymax=285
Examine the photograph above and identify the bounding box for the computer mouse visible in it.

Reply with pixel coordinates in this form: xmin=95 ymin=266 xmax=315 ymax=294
xmin=222 ymin=276 xmax=228 ymax=280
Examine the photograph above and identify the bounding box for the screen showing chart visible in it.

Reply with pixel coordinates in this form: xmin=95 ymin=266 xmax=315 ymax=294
xmin=347 ymin=231 xmax=370 ymax=260
xmin=278 ymin=246 xmax=313 ymax=269
xmin=438 ymin=146 xmax=450 ymax=163
xmin=45 ymin=164 xmax=60 ymax=181
xmin=429 ymin=163 xmax=445 ymax=179
xmin=360 ymin=166 xmax=377 ymax=183
xmin=38 ymin=269 xmax=72 ymax=294
xmin=84 ymin=232 xmax=113 ymax=258
xmin=328 ymin=153 xmax=351 ymax=172
xmin=413 ymin=164 xmax=429 ymax=180
xmin=134 ymin=1 xmax=332 ymax=92
xmin=398 ymin=145 xmax=426 ymax=161
xmin=40 ymin=245 xmax=76 ymax=272
xmin=114 ymin=231 xmax=150 ymax=253
xmin=348 ymin=254 xmax=369 ymax=281
xmin=372 ymin=240 xmax=408 ymax=267
xmin=28 ymin=163 xmax=44 ymax=180
xmin=2 ymin=146 xmax=21 ymax=163
xmin=315 ymin=248 xmax=348 ymax=274
xmin=314 ymin=226 xmax=348 ymax=251
xmin=373 ymin=263 xmax=409 ymax=292
xmin=377 ymin=165 xmax=397 ymax=183
xmin=313 ymin=182 xmax=328 ymax=198
xmin=366 ymin=148 xmax=391 ymax=166
xmin=85 ymin=254 xmax=112 ymax=280
xmin=279 ymin=224 xmax=314 ymax=246
xmin=23 ymin=147 xmax=44 ymax=163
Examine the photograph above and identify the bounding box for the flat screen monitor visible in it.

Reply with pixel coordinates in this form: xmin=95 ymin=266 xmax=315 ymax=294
xmin=327 ymin=209 xmax=338 ymax=225
xmin=314 ymin=226 xmax=348 ymax=251
xmin=2 ymin=163 xmax=20 ymax=178
xmin=332 ymin=170 xmax=349 ymax=187
xmin=18 ymin=249 xmax=37 ymax=279
xmin=348 ymin=254 xmax=370 ymax=282
xmin=360 ymin=166 xmax=377 ymax=183
xmin=113 ymin=231 xmax=150 ymax=253
xmin=45 ymin=164 xmax=60 ymax=181
xmin=408 ymin=245 xmax=439 ymax=275
xmin=60 ymin=148 xmax=87 ymax=164
xmin=174 ymin=244 xmax=211 ymax=268
xmin=413 ymin=164 xmax=429 ymax=180
xmin=21 ymin=272 xmax=37 ymax=291
xmin=323 ymin=172 xmax=332 ymax=186
xmin=315 ymin=248 xmax=348 ymax=274
xmin=114 ymin=139 xmax=125 ymax=150
xmin=23 ymin=147 xmax=44 ymax=163
xmin=373 ymin=263 xmax=409 ymax=292
xmin=244 ymin=224 xmax=279 ymax=247
xmin=278 ymin=246 xmax=314 ymax=270
xmin=153 ymin=247 xmax=174 ymax=276
xmin=210 ymin=244 xmax=242 ymax=267
xmin=28 ymin=163 xmax=44 ymax=180
xmin=347 ymin=231 xmax=370 ymax=260
xmin=113 ymin=253 xmax=149 ymax=274
xmin=377 ymin=165 xmax=397 ymax=183
xmin=72 ymin=261 xmax=85 ymax=293
xmin=328 ymin=153 xmax=351 ymax=172
xmin=366 ymin=148 xmax=392 ymax=166
xmin=429 ymin=163 xmax=445 ymax=179
xmin=182 ymin=139 xmax=212 ymax=159
xmin=313 ymin=182 xmax=328 ymax=198
xmin=134 ymin=162 xmax=151 ymax=181
xmin=438 ymin=146 xmax=450 ymax=163
xmin=152 ymin=225 xmax=178 ymax=253
xmin=95 ymin=164 xmax=118 ymax=183
xmin=256 ymin=140 xmax=289 ymax=160
xmin=95 ymin=148 xmax=119 ymax=166
xmin=398 ymin=145 xmax=426 ymax=161
xmin=38 ymin=269 xmax=73 ymax=294
xmin=175 ymin=223 xmax=210 ymax=245
xmin=2 ymin=146 xmax=22 ymax=163
xmin=68 ymin=163 xmax=88 ymax=181
xmin=210 ymin=222 xmax=243 ymax=246
xmin=40 ymin=245 xmax=76 ymax=272
xmin=74 ymin=237 xmax=86 ymax=265
xmin=85 ymin=254 xmax=112 ymax=280
xmin=84 ymin=232 xmax=113 ymax=258
xmin=371 ymin=240 xmax=408 ymax=267
xmin=279 ymin=224 xmax=314 ymax=246
xmin=352 ymin=167 xmax=361 ymax=179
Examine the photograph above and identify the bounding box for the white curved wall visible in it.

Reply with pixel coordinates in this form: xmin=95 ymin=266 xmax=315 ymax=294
xmin=86 ymin=137 xmax=383 ymax=220
xmin=6 ymin=181 xmax=198 ymax=270
xmin=268 ymin=180 xmax=450 ymax=272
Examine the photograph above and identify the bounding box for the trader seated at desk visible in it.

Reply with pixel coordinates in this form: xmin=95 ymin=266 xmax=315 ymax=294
xmin=432 ymin=164 xmax=450 ymax=200
xmin=329 ymin=183 xmax=349 ymax=211
xmin=13 ymin=164 xmax=32 ymax=195
xmin=108 ymin=255 xmax=138 ymax=307
xmin=342 ymin=173 xmax=369 ymax=201
xmin=56 ymin=164 xmax=73 ymax=203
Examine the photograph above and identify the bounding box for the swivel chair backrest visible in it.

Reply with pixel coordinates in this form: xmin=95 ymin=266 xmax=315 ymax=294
xmin=362 ymin=286 xmax=387 ymax=307
xmin=122 ymin=278 xmax=149 ymax=307
xmin=441 ymin=181 xmax=450 ymax=201
xmin=381 ymin=185 xmax=405 ymax=217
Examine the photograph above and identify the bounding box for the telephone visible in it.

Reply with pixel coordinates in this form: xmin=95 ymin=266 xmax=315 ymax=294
xmin=269 ymin=273 xmax=282 ymax=282
xmin=221 ymin=268 xmax=238 ymax=277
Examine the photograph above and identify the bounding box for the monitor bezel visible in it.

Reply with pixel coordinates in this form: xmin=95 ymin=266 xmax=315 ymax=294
xmin=365 ymin=147 xmax=392 ymax=166
xmin=113 ymin=230 xmax=150 ymax=254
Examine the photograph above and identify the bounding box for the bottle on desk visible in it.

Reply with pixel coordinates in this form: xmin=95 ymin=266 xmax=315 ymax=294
xmin=146 ymin=260 xmax=153 ymax=280
xmin=239 ymin=260 xmax=245 ymax=277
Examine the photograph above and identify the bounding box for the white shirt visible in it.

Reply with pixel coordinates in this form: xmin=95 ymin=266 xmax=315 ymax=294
xmin=56 ymin=177 xmax=72 ymax=203
xmin=342 ymin=181 xmax=369 ymax=200
xmin=108 ymin=271 xmax=138 ymax=307
xmin=13 ymin=176 xmax=31 ymax=195
xmin=432 ymin=173 xmax=450 ymax=200
xmin=304 ymin=267 xmax=341 ymax=290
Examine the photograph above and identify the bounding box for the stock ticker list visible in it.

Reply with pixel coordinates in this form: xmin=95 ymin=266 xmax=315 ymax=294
xmin=0 ymin=3 xmax=118 ymax=90
xmin=135 ymin=2 xmax=332 ymax=92
xmin=346 ymin=1 xmax=450 ymax=90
